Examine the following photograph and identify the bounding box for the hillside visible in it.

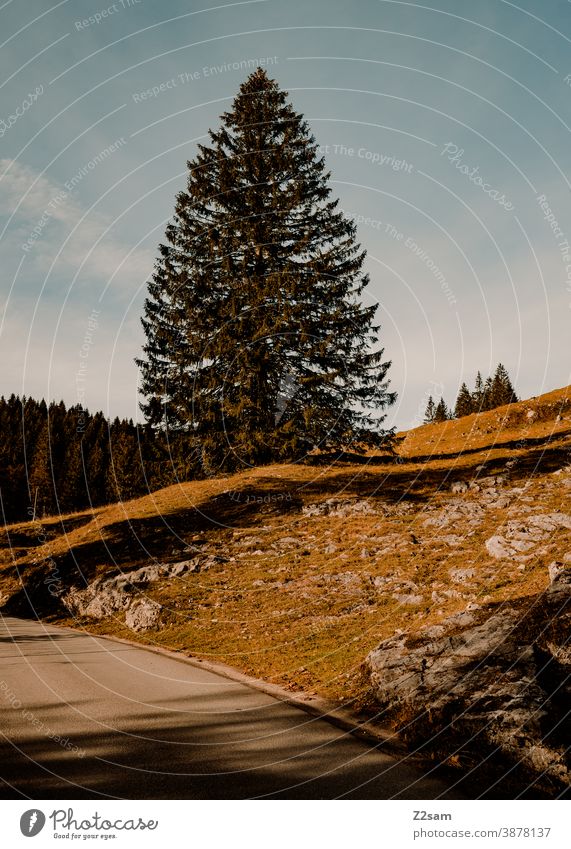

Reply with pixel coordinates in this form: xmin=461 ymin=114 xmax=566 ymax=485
xmin=1 ymin=384 xmax=570 ymax=795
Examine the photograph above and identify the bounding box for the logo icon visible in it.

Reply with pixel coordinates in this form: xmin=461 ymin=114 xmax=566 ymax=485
xmin=275 ymin=371 xmax=299 ymax=425
xmin=20 ymin=810 xmax=46 ymax=837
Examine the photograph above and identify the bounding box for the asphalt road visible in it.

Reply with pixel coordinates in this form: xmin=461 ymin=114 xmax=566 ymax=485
xmin=0 ymin=615 xmax=463 ymax=800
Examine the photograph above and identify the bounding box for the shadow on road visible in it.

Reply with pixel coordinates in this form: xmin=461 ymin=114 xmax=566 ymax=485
xmin=1 ymin=616 xmax=566 ymax=801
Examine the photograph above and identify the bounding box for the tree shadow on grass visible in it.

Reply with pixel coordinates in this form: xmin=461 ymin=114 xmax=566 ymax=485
xmin=401 ymin=428 xmax=571 ymax=466
xmin=0 ymin=514 xmax=95 ymax=565
xmin=3 ymin=429 xmax=570 ymax=620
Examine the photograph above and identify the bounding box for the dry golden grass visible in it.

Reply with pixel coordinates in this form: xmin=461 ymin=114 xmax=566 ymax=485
xmin=1 ymin=384 xmax=570 ymax=707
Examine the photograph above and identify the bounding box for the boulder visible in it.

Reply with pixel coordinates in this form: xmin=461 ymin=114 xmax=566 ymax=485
xmin=528 ymin=513 xmax=571 ymax=532
xmin=122 ymin=563 xmax=166 ymax=585
xmin=125 ymin=599 xmax=162 ymax=632
xmin=440 ymin=534 xmax=463 ymax=548
xmin=485 ymin=535 xmax=525 ymax=559
xmin=450 ymin=481 xmax=468 ymax=494
xmin=423 ymin=499 xmax=484 ymax=530
xmin=485 ymin=514 xmax=571 ymax=561
xmin=392 ymin=593 xmax=424 ymax=605
xmin=302 ymin=498 xmax=378 ymax=518
xmin=64 ymin=581 xmax=130 ymax=619
xmin=548 ymin=563 xmax=571 ymax=586
xmin=170 ymin=560 xmax=200 ymax=575
xmin=84 ymin=589 xmax=130 ymax=619
xmin=62 ymin=555 xmax=219 ymax=622
xmin=449 ymin=567 xmax=476 ymax=583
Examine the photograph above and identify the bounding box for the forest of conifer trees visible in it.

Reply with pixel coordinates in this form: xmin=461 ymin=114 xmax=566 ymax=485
xmin=423 ymin=364 xmax=518 ymax=424
xmin=0 ymin=395 xmax=196 ymax=522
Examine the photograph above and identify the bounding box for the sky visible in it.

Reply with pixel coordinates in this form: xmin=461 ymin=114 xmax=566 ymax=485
xmin=1 ymin=0 xmax=570 ymax=429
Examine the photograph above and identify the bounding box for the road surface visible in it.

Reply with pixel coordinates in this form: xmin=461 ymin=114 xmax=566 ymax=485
xmin=0 ymin=615 xmax=463 ymax=799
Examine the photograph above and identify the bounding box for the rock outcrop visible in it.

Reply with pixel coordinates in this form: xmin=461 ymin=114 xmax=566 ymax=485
xmin=62 ymin=554 xmax=225 ymax=631
xmin=125 ymin=599 xmax=162 ymax=632
xmin=302 ymin=498 xmax=379 ymax=518
xmin=366 ymin=569 xmax=571 ymax=793
xmin=485 ymin=513 xmax=571 ymax=562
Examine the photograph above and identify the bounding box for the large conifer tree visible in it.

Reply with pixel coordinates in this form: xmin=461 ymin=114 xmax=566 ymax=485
xmin=138 ymin=68 xmax=395 ymax=471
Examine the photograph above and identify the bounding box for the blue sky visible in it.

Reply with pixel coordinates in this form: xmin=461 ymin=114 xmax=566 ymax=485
xmin=1 ymin=0 xmax=570 ymax=428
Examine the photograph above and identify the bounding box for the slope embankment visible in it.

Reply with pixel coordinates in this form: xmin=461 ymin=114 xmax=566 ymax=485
xmin=1 ymin=384 xmax=570 ymax=794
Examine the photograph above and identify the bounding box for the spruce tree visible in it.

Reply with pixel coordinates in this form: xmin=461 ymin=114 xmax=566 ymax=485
xmin=434 ymin=397 xmax=449 ymax=423
xmin=59 ymin=406 xmax=89 ymax=513
xmin=5 ymin=395 xmax=30 ymax=519
xmin=424 ymin=395 xmax=436 ymax=423
xmin=83 ymin=413 xmax=109 ymax=506
xmin=482 ymin=376 xmax=494 ymax=411
xmin=491 ymin=363 xmax=518 ymax=407
xmin=137 ymin=68 xmax=395 ymax=471
xmin=472 ymin=371 xmax=485 ymax=412
xmin=28 ymin=416 xmax=54 ymax=517
xmin=106 ymin=418 xmax=147 ymax=503
xmin=454 ymin=382 xmax=473 ymax=418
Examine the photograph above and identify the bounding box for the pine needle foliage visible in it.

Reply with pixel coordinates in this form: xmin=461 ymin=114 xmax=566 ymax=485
xmin=138 ymin=69 xmax=395 ymax=472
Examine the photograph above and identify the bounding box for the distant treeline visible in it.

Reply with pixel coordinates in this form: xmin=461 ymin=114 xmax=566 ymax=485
xmin=424 ymin=364 xmax=518 ymax=423
xmin=0 ymin=395 xmax=197 ymax=523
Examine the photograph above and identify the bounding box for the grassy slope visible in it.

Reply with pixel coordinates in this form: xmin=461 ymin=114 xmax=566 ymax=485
xmin=1 ymin=384 xmax=570 ymax=708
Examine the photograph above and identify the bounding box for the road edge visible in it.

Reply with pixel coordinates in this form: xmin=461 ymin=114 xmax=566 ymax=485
xmin=62 ymin=620 xmax=406 ymax=756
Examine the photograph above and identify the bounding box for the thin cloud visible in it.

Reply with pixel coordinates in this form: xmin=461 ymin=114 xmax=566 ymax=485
xmin=0 ymin=158 xmax=154 ymax=286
